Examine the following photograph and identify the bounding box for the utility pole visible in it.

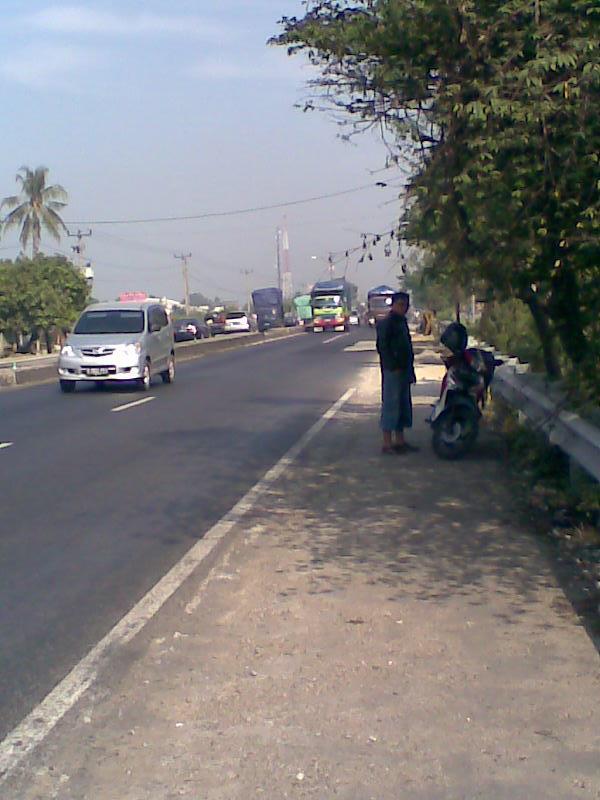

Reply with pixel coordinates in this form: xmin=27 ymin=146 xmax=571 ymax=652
xmin=67 ymin=228 xmax=93 ymax=286
xmin=275 ymin=227 xmax=282 ymax=292
xmin=281 ymin=221 xmax=293 ymax=300
xmin=328 ymin=254 xmax=335 ymax=280
xmin=240 ymin=268 xmax=253 ymax=314
xmin=67 ymin=228 xmax=92 ymax=269
xmin=174 ymin=253 xmax=192 ymax=314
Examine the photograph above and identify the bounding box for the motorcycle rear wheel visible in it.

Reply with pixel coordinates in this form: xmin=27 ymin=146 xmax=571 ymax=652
xmin=432 ymin=409 xmax=479 ymax=460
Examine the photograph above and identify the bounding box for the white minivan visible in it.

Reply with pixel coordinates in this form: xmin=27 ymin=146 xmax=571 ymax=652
xmin=58 ymin=301 xmax=175 ymax=392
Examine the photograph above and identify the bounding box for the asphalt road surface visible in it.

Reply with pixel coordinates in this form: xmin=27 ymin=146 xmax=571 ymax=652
xmin=0 ymin=329 xmax=364 ymax=740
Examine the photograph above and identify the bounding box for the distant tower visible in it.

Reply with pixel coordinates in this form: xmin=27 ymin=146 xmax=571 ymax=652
xmin=281 ymin=220 xmax=293 ymax=300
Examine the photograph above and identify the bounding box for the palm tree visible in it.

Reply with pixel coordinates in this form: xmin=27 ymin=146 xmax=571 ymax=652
xmin=1 ymin=166 xmax=68 ymax=258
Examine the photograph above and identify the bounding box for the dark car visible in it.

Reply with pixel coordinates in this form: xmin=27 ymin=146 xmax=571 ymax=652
xmin=204 ymin=312 xmax=227 ymax=337
xmin=173 ymin=317 xmax=209 ymax=342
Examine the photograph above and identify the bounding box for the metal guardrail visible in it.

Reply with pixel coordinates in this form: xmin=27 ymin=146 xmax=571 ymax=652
xmin=492 ymin=366 xmax=600 ymax=483
xmin=467 ymin=338 xmax=600 ymax=483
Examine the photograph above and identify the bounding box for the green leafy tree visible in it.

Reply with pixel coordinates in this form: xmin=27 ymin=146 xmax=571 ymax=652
xmin=275 ymin=0 xmax=600 ymax=395
xmin=1 ymin=166 xmax=68 ymax=257
xmin=0 ymin=255 xmax=89 ymax=353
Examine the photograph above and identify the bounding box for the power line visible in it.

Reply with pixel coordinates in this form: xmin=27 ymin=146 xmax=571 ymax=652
xmin=65 ymin=182 xmax=388 ymax=226
xmin=93 ymin=230 xmax=172 ymax=256
xmin=53 ymin=247 xmax=170 ymax=274
xmin=187 ymin=269 xmax=239 ymax=298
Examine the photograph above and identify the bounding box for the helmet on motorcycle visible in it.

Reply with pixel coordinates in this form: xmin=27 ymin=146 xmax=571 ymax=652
xmin=440 ymin=322 xmax=468 ymax=354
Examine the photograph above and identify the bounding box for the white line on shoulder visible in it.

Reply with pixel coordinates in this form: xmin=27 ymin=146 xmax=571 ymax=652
xmin=0 ymin=385 xmax=357 ymax=784
xmin=0 ymin=442 xmax=13 ymax=450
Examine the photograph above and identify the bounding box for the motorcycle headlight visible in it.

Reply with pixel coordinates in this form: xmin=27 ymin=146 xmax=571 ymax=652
xmin=61 ymin=345 xmax=75 ymax=357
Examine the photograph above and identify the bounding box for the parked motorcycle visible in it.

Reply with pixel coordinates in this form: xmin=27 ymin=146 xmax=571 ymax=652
xmin=428 ymin=322 xmax=502 ymax=459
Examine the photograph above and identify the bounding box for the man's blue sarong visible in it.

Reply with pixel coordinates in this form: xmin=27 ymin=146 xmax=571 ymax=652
xmin=380 ymin=369 xmax=413 ymax=432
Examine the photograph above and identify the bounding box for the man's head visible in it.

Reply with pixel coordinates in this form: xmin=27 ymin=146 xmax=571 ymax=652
xmin=391 ymin=291 xmax=410 ymax=316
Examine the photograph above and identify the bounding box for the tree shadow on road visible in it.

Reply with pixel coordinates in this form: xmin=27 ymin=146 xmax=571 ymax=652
xmin=255 ymin=386 xmax=600 ymax=653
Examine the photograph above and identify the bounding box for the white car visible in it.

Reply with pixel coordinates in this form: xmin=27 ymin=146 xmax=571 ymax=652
xmin=57 ymin=301 xmax=175 ymax=392
xmin=349 ymin=310 xmax=361 ymax=326
xmin=224 ymin=312 xmax=251 ymax=333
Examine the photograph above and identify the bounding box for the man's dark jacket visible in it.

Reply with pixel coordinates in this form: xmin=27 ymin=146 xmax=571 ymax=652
xmin=376 ymin=312 xmax=416 ymax=381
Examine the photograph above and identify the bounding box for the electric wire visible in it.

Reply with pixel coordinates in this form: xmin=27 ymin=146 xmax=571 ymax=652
xmin=64 ymin=182 xmax=387 ymax=226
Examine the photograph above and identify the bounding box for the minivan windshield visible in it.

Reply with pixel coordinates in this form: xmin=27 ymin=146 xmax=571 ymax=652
xmin=74 ymin=310 xmax=145 ymax=335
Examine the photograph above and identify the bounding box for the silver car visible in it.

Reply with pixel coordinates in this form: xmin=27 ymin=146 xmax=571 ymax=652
xmin=58 ymin=302 xmax=175 ymax=393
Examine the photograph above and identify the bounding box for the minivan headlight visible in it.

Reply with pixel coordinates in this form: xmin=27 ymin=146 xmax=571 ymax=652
xmin=121 ymin=343 xmax=142 ymax=357
xmin=61 ymin=345 xmax=75 ymax=357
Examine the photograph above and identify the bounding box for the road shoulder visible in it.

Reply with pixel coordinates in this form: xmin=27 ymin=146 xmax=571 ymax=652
xmin=5 ymin=356 xmax=600 ymax=799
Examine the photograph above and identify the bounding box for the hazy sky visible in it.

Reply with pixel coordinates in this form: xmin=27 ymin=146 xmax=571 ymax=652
xmin=0 ymin=1 xmax=406 ymax=304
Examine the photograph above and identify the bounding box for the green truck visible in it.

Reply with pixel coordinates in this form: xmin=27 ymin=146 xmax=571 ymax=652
xmin=310 ymin=279 xmax=353 ymax=332
xmin=293 ymin=295 xmax=313 ymax=330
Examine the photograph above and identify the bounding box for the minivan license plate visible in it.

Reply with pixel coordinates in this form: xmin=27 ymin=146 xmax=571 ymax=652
xmin=87 ymin=368 xmax=109 ymax=376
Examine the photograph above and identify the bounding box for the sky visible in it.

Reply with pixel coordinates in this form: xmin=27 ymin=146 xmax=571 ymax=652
xmin=0 ymin=1 xmax=407 ymax=305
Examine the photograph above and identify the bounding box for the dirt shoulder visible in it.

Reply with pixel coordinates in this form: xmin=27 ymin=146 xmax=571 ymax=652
xmin=5 ymin=342 xmax=600 ymax=799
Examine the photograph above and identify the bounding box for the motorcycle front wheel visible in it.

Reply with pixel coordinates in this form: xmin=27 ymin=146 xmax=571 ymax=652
xmin=432 ymin=407 xmax=479 ymax=460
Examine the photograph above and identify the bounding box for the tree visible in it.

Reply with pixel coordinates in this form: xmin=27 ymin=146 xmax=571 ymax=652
xmin=0 ymin=255 xmax=89 ymax=353
xmin=1 ymin=166 xmax=68 ymax=257
xmin=189 ymin=291 xmax=214 ymax=308
xmin=275 ymin=1 xmax=600 ymax=395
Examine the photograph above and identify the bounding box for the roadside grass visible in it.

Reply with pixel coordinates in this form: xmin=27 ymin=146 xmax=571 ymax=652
xmin=487 ymin=396 xmax=600 ymax=632
xmin=488 ymin=397 xmax=600 ymax=525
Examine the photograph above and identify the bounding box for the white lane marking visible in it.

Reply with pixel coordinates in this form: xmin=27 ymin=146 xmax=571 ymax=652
xmin=111 ymin=397 xmax=155 ymax=413
xmin=0 ymin=442 xmax=13 ymax=450
xmin=241 ymin=332 xmax=303 ymax=350
xmin=344 ymin=340 xmax=377 ymax=352
xmin=0 ymin=385 xmax=357 ymax=784
xmin=322 ymin=333 xmax=351 ymax=344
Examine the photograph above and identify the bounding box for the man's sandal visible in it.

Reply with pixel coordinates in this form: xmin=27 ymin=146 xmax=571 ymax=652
xmin=394 ymin=442 xmax=419 ymax=453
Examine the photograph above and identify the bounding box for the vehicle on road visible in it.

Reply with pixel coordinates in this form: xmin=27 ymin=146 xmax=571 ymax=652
xmin=58 ymin=301 xmax=175 ymax=392
xmin=224 ymin=311 xmax=251 ymax=334
xmin=428 ymin=322 xmax=502 ymax=459
xmin=367 ymin=285 xmax=396 ymax=327
xmin=173 ymin=317 xmax=209 ymax=342
xmin=310 ymin=279 xmax=353 ymax=332
xmin=349 ymin=309 xmax=360 ymax=326
xmin=293 ymin=294 xmax=313 ymax=330
xmin=205 ymin=311 xmax=227 ymax=336
xmin=284 ymin=311 xmax=298 ymax=327
xmin=252 ymin=287 xmax=284 ymax=332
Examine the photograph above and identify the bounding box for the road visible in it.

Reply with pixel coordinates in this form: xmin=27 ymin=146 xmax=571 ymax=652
xmin=0 ymin=329 xmax=361 ymax=740
xmin=3 ymin=330 xmax=599 ymax=799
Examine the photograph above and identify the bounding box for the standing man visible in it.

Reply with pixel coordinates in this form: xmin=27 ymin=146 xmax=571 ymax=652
xmin=376 ymin=291 xmax=418 ymax=454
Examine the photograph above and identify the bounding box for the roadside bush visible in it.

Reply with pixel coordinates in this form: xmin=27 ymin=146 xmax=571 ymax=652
xmin=476 ymin=299 xmax=544 ymax=370
xmin=489 ymin=398 xmax=599 ymax=526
